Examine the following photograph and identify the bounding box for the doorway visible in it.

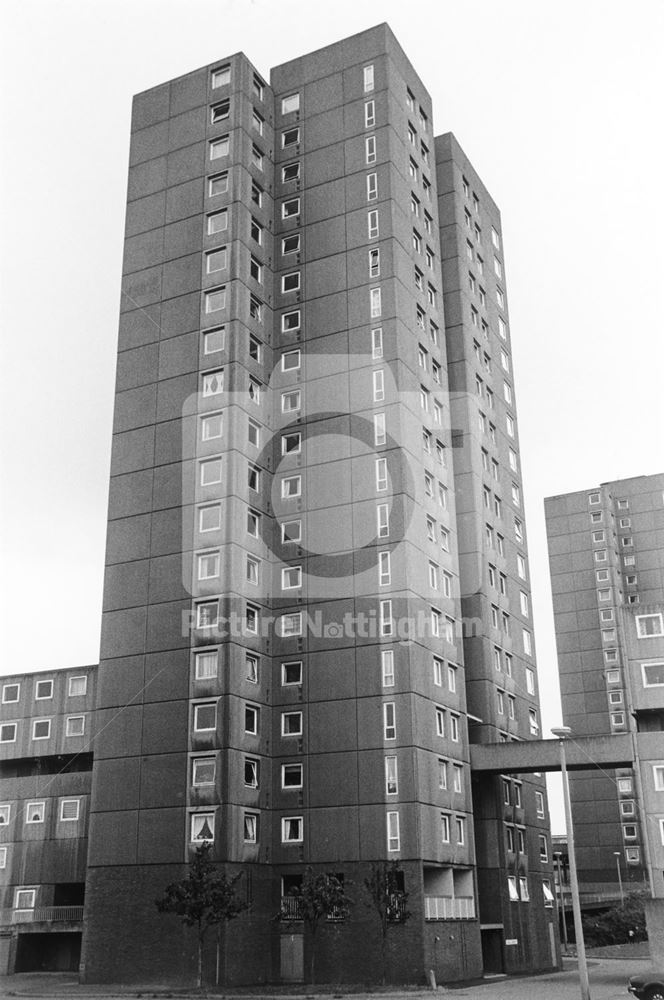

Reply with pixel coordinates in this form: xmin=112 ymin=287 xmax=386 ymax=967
xmin=280 ymin=933 xmax=303 ymax=982
xmin=480 ymin=928 xmax=504 ymax=974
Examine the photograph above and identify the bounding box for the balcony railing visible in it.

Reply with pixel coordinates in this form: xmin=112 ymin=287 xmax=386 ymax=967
xmin=424 ymin=896 xmax=476 ymax=920
xmin=280 ymin=896 xmax=303 ymax=921
xmin=0 ymin=906 xmax=84 ymax=926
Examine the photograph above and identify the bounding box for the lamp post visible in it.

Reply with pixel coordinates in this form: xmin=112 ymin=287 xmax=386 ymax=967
xmin=554 ymin=851 xmax=569 ymax=953
xmin=552 ymin=726 xmax=591 ymax=1000
xmin=614 ymin=852 xmax=624 ymax=905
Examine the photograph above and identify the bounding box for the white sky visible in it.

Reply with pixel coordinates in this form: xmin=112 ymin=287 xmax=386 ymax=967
xmin=1 ymin=0 xmax=663 ymax=833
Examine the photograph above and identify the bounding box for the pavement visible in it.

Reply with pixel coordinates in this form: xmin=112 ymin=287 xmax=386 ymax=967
xmin=0 ymin=958 xmax=651 ymax=1000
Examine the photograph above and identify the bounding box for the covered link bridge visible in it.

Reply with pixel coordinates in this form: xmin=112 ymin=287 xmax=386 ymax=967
xmin=469 ymin=733 xmax=636 ymax=774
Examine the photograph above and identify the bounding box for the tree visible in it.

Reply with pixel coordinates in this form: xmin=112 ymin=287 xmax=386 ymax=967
xmin=155 ymin=843 xmax=247 ymax=988
xmin=582 ymin=890 xmax=648 ymax=948
xmin=364 ymin=861 xmax=412 ymax=984
xmin=281 ymin=867 xmax=352 ymax=984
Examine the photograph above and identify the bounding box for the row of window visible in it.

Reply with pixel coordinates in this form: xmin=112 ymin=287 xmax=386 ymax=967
xmin=0 ymin=798 xmax=81 ymax=826
xmin=0 ymin=715 xmax=85 ymax=744
xmin=1 ymin=676 xmax=87 ymax=704
xmin=192 ymin=648 xmax=304 ymax=685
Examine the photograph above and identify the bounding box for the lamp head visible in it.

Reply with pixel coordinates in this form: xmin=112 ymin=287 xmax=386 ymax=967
xmin=551 ymin=726 xmax=572 ymax=739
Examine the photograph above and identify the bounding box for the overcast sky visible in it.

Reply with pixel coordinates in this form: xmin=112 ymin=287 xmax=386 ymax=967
xmin=1 ymin=0 xmax=663 ymax=833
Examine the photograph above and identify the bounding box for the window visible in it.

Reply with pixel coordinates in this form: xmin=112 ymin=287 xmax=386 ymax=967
xmin=198 ymin=550 xmax=220 ymax=580
xmin=455 ymin=817 xmax=465 ymax=845
xmin=244 ymin=654 xmax=259 ymax=684
xmin=57 ymin=798 xmax=80 ymax=822
xmin=637 ymin=614 xmax=664 ymax=638
xmin=0 ymin=847 xmax=6 ymax=868
xmin=618 ymin=777 xmax=632 ymax=794
xmin=35 ymin=679 xmax=53 ymax=700
xmin=282 ymin=566 xmax=302 ymax=590
xmin=281 ymin=475 xmax=301 ymax=499
xmin=363 ymin=64 xmax=374 ymax=92
xmin=365 ymin=135 xmax=377 ymax=164
xmin=32 ymin=719 xmax=50 ymax=740
xmin=211 ymin=99 xmax=230 ymax=123
xmin=385 ymin=756 xmax=398 ymax=795
xmin=2 ymin=683 xmax=19 ymax=703
xmin=282 ymin=233 xmax=300 ymax=255
xmin=282 ymin=198 xmax=300 ymax=220
xmin=281 ymin=309 xmax=301 ymax=333
xmin=64 ymin=714 xmax=85 ymax=737
xmin=370 ymin=287 xmax=382 ymax=318
xmin=529 ymin=709 xmax=539 ymax=735
xmin=281 ymin=520 xmax=301 ymax=543
xmin=281 ymin=613 xmax=302 ymax=637
xmin=382 ymin=650 xmax=395 ymax=687
xmin=642 ymin=663 xmax=664 ymax=687
xmin=204 ymin=287 xmax=227 ymax=314
xmin=209 ymin=136 xmax=230 ymax=160
xmin=519 ymin=877 xmax=529 ymax=902
xmin=435 ymin=707 xmax=445 ymax=737
xmin=192 ymin=757 xmax=216 ymax=787
xmin=194 ymin=599 xmax=218 ymax=633
xmin=194 ymin=650 xmax=218 ymax=681
xmin=281 ymin=389 xmax=301 ymax=413
xmin=376 ymin=458 xmax=388 ymax=492
xmin=191 ymin=812 xmax=215 ymax=843
xmin=365 ymin=100 xmax=376 ymax=128
xmin=282 ymin=763 xmax=303 ymax=789
xmin=282 ymin=661 xmax=302 ymax=686
xmin=203 ymin=327 xmax=225 ymax=356
xmin=282 ymin=349 xmax=301 ymax=373
xmin=453 ymin=765 xmax=463 ymax=792
xmin=372 ymin=327 xmax=383 ymax=358
xmin=15 ymin=889 xmax=36 ymax=911
xmin=368 ymin=210 xmax=379 ymax=238
xmin=211 ymin=64 xmax=230 ymax=88
xmin=374 ymin=413 xmax=386 ymax=446
xmin=26 ymin=801 xmax=45 ymax=824
xmin=282 ymin=711 xmax=303 ymax=737
xmin=380 ymin=599 xmax=393 ymax=636
xmin=243 ymin=704 xmax=259 ymax=735
xmin=384 ymin=703 xmax=396 ymax=740
xmin=526 ymin=667 xmax=535 ymax=695
xmin=440 ymin=813 xmax=451 ymax=843
xmin=387 ymin=811 xmax=400 ymax=852
xmin=245 ymin=604 xmax=259 ymax=634
xmin=193 ymin=702 xmax=217 ymax=732
xmin=538 ymin=834 xmax=548 ymax=862
xmin=377 ymin=503 xmax=389 ymax=538
xmin=438 ymin=759 xmax=448 ymax=790
xmin=623 ymin=824 xmax=638 ymax=840
xmin=282 ymin=816 xmax=304 ymax=843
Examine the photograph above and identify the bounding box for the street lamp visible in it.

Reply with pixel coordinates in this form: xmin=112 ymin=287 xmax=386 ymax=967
xmin=552 ymin=726 xmax=591 ymax=1000
xmin=614 ymin=852 xmax=624 ymax=905
xmin=554 ymin=851 xmax=569 ymax=953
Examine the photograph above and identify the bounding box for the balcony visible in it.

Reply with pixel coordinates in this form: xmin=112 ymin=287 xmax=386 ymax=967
xmin=424 ymin=896 xmax=476 ymax=920
xmin=280 ymin=896 xmax=303 ymax=921
xmin=0 ymin=906 xmax=84 ymax=926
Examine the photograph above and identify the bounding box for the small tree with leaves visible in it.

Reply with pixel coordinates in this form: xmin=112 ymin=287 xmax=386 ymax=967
xmin=364 ymin=861 xmax=412 ymax=984
xmin=155 ymin=843 xmax=247 ymax=988
xmin=282 ymin=867 xmax=351 ymax=984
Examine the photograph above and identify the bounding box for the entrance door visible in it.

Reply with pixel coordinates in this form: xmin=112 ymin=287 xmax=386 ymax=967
xmin=481 ymin=928 xmax=504 ymax=974
xmin=280 ymin=933 xmax=303 ymax=982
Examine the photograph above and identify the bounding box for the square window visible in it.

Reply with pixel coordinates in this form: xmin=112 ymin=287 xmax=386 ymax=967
xmin=1 ymin=723 xmax=17 ymax=743
xmin=282 ymin=197 xmax=300 ymax=219
xmin=208 ymin=172 xmax=229 ymax=197
xmin=203 ymin=327 xmax=225 ymax=355
xmin=194 ymin=702 xmax=217 ymax=732
xmin=282 ymin=310 xmax=301 ymax=332
xmin=196 ymin=600 xmax=219 ymax=628
xmin=282 ymin=566 xmax=302 ymax=590
xmin=282 ymin=432 xmax=302 ymax=455
xmin=201 ymin=413 xmax=223 ymax=442
xmin=65 ymin=715 xmax=85 ymax=737
xmin=282 ymin=162 xmax=300 ymax=182
xmin=26 ymin=801 xmax=45 ymax=824
xmin=200 ymin=504 xmax=222 ymax=533
xmin=2 ymin=683 xmax=19 ymax=703
xmin=211 ymin=99 xmax=230 ymax=123
xmin=281 ymin=519 xmax=302 ymax=543
xmin=282 ymin=234 xmax=300 ymax=255
xmin=282 ymin=127 xmax=300 ymax=148
xmin=282 ymin=661 xmax=302 ymax=686
xmin=282 ymin=94 xmax=300 ymax=114
xmin=195 ymin=650 xmax=218 ymax=680
xmin=210 ymin=136 xmax=230 ymax=160
xmin=0 ymin=804 xmax=11 ymax=826
xmin=192 ymin=757 xmax=216 ymax=786
xmin=191 ymin=812 xmax=215 ymax=843
xmin=281 ymin=613 xmax=302 ymax=637
xmin=36 ymin=679 xmax=53 ymax=700
xmin=32 ymin=718 xmax=51 ymax=740
xmin=15 ymin=889 xmax=36 ymax=911
xmin=642 ymin=663 xmax=664 ymax=687
xmin=282 ymin=816 xmax=303 ymax=843
xmin=282 ymin=763 xmax=303 ymax=789
xmin=282 ymin=711 xmax=302 ymax=737
xmin=60 ymin=799 xmax=80 ymax=822
xmin=211 ymin=64 xmax=231 ymax=88
xmin=281 ymin=475 xmax=301 ymax=499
